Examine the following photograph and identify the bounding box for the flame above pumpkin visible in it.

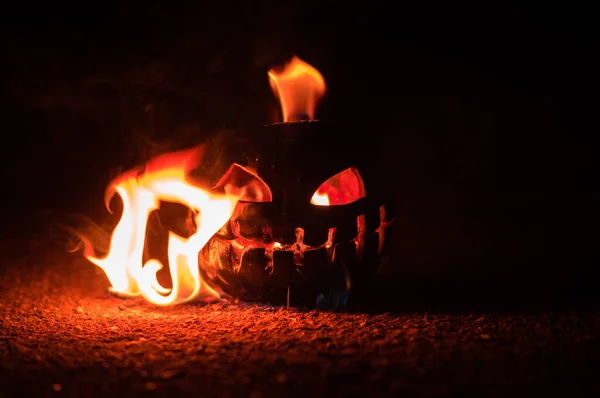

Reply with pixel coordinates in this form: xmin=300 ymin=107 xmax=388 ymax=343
xmin=268 ymin=56 xmax=326 ymax=122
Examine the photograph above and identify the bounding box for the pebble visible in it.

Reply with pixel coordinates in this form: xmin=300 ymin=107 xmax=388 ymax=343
xmin=144 ymin=382 xmax=157 ymax=391
xmin=341 ymin=347 xmax=358 ymax=355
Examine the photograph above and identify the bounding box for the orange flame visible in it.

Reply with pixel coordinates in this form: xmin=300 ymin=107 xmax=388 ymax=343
xmin=268 ymin=56 xmax=326 ymax=122
xmin=80 ymin=145 xmax=240 ymax=306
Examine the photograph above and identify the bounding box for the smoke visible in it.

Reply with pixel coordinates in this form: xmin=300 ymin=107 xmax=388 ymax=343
xmin=46 ymin=212 xmax=116 ymax=257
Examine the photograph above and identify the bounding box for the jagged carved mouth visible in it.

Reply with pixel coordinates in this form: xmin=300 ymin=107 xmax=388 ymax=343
xmin=197 ymin=204 xmax=393 ymax=299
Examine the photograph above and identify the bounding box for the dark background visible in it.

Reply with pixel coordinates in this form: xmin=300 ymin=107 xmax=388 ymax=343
xmin=1 ymin=2 xmax=598 ymax=310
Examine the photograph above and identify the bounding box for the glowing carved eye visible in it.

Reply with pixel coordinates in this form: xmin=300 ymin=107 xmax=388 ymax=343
xmin=310 ymin=167 xmax=366 ymax=206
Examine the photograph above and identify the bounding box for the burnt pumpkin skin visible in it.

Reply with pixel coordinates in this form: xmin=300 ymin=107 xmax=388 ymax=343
xmin=195 ymin=121 xmax=394 ymax=306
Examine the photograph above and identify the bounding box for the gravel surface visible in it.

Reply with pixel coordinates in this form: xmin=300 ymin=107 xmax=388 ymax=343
xmin=1 ymin=238 xmax=600 ymax=398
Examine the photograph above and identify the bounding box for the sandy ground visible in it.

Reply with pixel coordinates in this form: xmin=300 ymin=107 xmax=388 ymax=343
xmin=1 ymin=237 xmax=599 ymax=398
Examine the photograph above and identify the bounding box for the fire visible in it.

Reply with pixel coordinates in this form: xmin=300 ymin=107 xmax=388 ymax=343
xmin=79 ymin=145 xmax=240 ymax=306
xmin=311 ymin=192 xmax=330 ymax=206
xmin=268 ymin=56 xmax=326 ymax=122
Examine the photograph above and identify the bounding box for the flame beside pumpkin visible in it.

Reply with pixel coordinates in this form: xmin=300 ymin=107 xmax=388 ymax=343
xmin=80 ymin=146 xmax=240 ymax=306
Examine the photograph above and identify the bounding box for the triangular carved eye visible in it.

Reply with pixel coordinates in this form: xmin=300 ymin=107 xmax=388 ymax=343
xmin=214 ymin=163 xmax=273 ymax=203
xmin=310 ymin=167 xmax=365 ymax=206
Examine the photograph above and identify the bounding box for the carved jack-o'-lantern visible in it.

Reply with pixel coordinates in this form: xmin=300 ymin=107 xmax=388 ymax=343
xmin=185 ymin=57 xmax=396 ymax=307
xmin=194 ymin=120 xmax=395 ymax=307
xmin=78 ymin=56 xmax=394 ymax=308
